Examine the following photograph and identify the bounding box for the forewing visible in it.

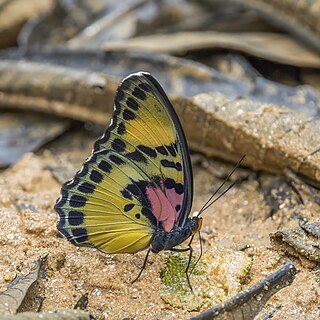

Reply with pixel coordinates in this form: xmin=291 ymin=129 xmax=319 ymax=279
xmin=55 ymin=72 xmax=193 ymax=254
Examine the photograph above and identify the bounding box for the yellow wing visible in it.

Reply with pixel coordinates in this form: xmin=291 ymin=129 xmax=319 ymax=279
xmin=55 ymin=72 xmax=193 ymax=254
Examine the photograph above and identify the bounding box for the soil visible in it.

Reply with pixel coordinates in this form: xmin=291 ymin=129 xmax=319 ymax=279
xmin=0 ymin=128 xmax=319 ymax=320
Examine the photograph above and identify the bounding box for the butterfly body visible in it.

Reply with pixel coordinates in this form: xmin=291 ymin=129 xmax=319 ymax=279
xmin=55 ymin=72 xmax=196 ymax=270
xmin=151 ymin=216 xmax=201 ymax=253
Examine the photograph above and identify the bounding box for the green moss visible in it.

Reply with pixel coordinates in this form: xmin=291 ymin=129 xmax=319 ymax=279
xmin=161 ymin=251 xmax=205 ymax=292
xmin=160 ymin=251 xmax=212 ymax=311
xmin=160 ymin=246 xmax=253 ymax=311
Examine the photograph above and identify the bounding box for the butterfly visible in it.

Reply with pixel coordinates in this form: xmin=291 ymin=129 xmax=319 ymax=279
xmin=55 ymin=72 xmax=241 ymax=289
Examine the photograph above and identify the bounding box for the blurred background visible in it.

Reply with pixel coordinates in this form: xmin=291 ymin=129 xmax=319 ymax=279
xmin=1 ymin=0 xmax=320 ymax=168
xmin=0 ymin=1 xmax=320 ymax=319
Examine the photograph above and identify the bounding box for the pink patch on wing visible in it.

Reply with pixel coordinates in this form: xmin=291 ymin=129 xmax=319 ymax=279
xmin=165 ymin=187 xmax=184 ymax=220
xmin=145 ymin=179 xmax=184 ymax=233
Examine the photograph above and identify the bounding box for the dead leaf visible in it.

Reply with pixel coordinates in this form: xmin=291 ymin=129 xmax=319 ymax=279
xmin=0 ymin=112 xmax=70 ymax=167
xmin=0 ymin=259 xmax=42 ymax=315
xmin=103 ymin=31 xmax=320 ymax=68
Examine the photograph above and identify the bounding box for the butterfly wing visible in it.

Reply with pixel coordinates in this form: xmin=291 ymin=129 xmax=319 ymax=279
xmin=55 ymin=72 xmax=193 ymax=254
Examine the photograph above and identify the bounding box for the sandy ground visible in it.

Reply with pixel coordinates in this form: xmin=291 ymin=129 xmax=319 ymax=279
xmin=0 ymin=128 xmax=319 ymax=319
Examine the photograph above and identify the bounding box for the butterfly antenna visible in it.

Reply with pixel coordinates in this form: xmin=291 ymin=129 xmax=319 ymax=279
xmin=197 ymin=155 xmax=246 ymax=216
xmin=200 ymin=182 xmax=236 ymax=213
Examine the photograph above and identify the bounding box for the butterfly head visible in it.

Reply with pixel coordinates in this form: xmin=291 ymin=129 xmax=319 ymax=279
xmin=191 ymin=214 xmax=203 ymax=236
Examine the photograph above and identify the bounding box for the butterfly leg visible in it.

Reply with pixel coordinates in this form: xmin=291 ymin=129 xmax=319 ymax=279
xmin=131 ymin=248 xmax=151 ymax=284
xmin=170 ymin=246 xmax=194 ymax=292
xmin=189 ymin=231 xmax=203 ymax=277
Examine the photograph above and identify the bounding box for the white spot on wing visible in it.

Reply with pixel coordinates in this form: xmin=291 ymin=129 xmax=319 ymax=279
xmin=56 ymin=195 xmax=62 ymax=204
xmin=66 ymin=179 xmax=74 ymax=186
xmin=78 ymin=166 xmax=84 ymax=174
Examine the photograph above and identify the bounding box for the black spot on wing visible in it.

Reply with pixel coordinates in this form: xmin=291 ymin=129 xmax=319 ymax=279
xmin=121 ymin=189 xmax=133 ymax=200
xmin=90 ymin=170 xmax=103 ymax=183
xmin=98 ymin=160 xmax=112 ymax=173
xmin=137 ymin=145 xmax=157 ymax=158
xmin=175 ymin=205 xmax=181 ymax=212
xmin=124 ymin=180 xmax=149 ymax=207
xmin=126 ymin=183 xmax=142 ymax=197
xmin=132 ymin=87 xmax=146 ymax=100
xmin=71 ymin=228 xmax=88 ymax=243
xmin=156 ymin=146 xmax=168 ymax=156
xmin=152 ymin=175 xmax=162 ymax=185
xmin=164 ymin=178 xmax=175 ymax=189
xmin=138 ymin=82 xmax=151 ymax=92
xmin=112 ymin=138 xmax=126 ymax=153
xmin=135 ymin=213 xmax=141 ymax=219
xmin=117 ymin=122 xmax=126 ymax=135
xmin=141 ymin=207 xmax=157 ymax=226
xmin=141 ymin=180 xmax=150 ymax=191
xmin=126 ymin=97 xmax=139 ymax=110
xmin=175 ymin=183 xmax=184 ymax=195
xmin=124 ymin=203 xmax=135 ymax=212
xmin=160 ymin=159 xmax=182 ymax=171
xmin=126 ymin=150 xmax=147 ymax=163
xmin=78 ymin=182 xmax=95 ymax=194
xmin=109 ymin=154 xmax=125 ymax=165
xmin=123 ymin=109 xmax=136 ymax=121
xmin=70 ymin=195 xmax=87 ymax=207
xmin=167 ymin=144 xmax=177 ymax=157
xmin=68 ymin=211 xmax=84 ymax=226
